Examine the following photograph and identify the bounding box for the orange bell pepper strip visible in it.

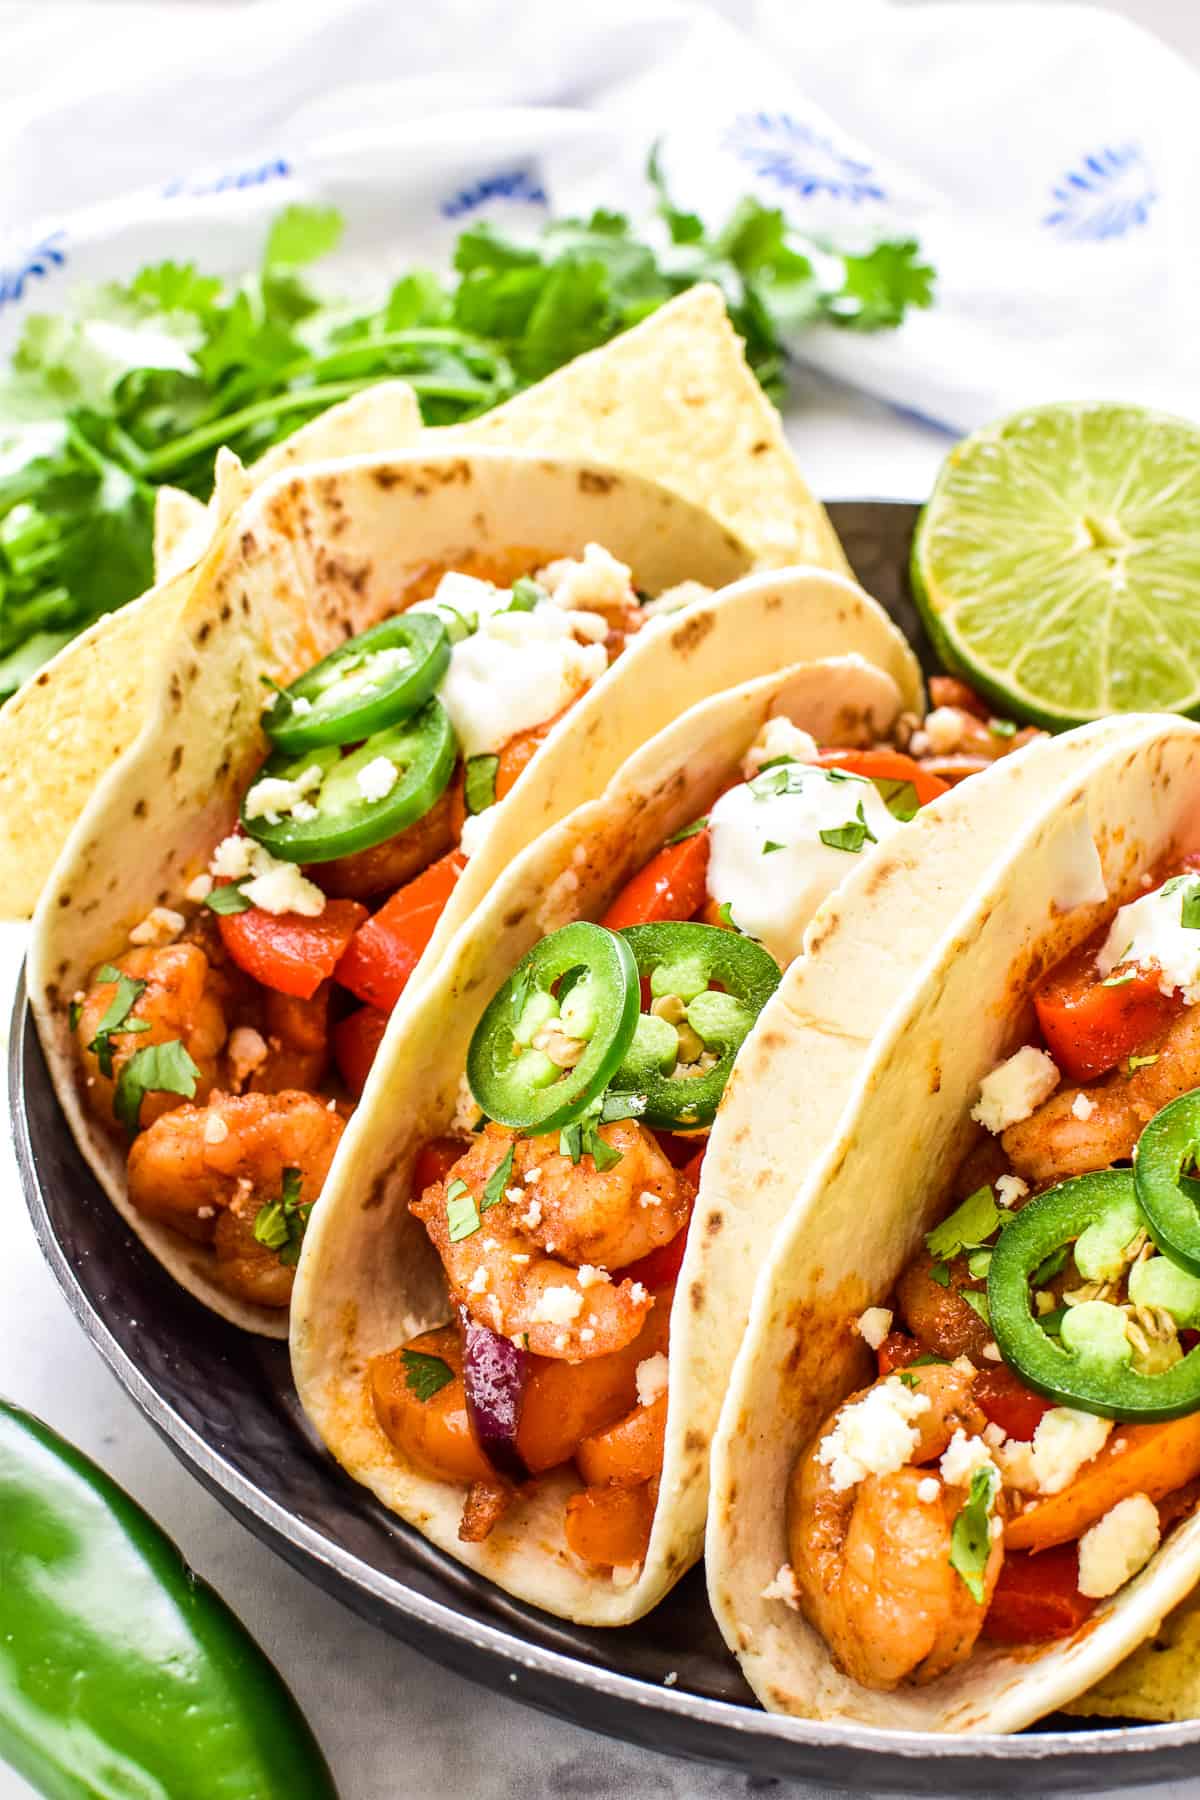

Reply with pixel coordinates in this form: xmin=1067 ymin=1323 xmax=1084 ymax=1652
xmin=601 ymin=830 xmax=711 ymax=929
xmin=813 ymin=747 xmax=949 ymax=807
xmin=576 ymin=1394 xmax=668 ymax=1488
xmin=335 ymin=849 xmax=467 ymax=1011
xmin=218 ymin=896 xmax=367 ymax=1000
xmin=564 ymin=1479 xmax=657 ymax=1567
xmin=1006 ymin=1412 xmax=1200 ymax=1553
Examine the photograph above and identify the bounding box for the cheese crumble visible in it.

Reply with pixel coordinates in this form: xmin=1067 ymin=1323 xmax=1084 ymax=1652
xmin=998 ymin=1406 xmax=1112 ymax=1495
xmin=995 ymin=1173 xmax=1030 ymax=1209
xmin=939 ymin=1429 xmax=995 ymax=1488
xmin=635 ymin=1352 xmax=669 ymax=1408
xmin=760 ymin=1564 xmax=801 ymax=1609
xmin=355 ymin=755 xmax=399 ymax=804
xmin=1077 ymin=1493 xmax=1160 ymax=1598
xmin=533 ymin=1286 xmax=584 ymax=1326
xmin=971 ymin=1046 xmax=1060 ymax=1134
xmin=817 ymin=1377 xmax=930 ymax=1493
xmin=855 ymin=1307 xmax=893 ymax=1351
xmin=741 ymin=715 xmax=819 ymax=778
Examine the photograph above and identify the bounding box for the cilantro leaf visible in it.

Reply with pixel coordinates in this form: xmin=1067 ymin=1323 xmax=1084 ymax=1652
xmin=263 ymin=204 xmax=344 ymax=272
xmin=401 ymin=1347 xmax=456 ymax=1403
xmin=252 ymin=1166 xmax=311 ymax=1267
xmin=204 ymin=880 xmax=253 ymax=915
xmin=762 ymin=840 xmax=785 ymax=855
xmin=925 ymin=1185 xmax=1006 ymax=1264
xmin=1182 ymin=886 xmax=1200 ymax=930
xmin=482 ymin=1144 xmax=515 ymax=1212
xmin=446 ymin=1177 xmax=481 ymax=1243
xmin=87 ymin=971 xmax=148 ymax=1077
xmin=950 ymin=1463 xmax=1000 ymax=1602
xmin=872 ymin=776 xmax=919 ymax=823
xmin=112 ymin=1038 xmax=200 ymax=1134
xmin=819 ymin=799 xmax=876 ymax=855
xmin=665 ymin=816 xmax=707 ymax=846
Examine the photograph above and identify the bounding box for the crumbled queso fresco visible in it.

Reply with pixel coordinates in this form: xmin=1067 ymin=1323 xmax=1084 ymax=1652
xmin=998 ymin=1406 xmax=1111 ymax=1495
xmin=1097 ymin=874 xmax=1200 ymax=1003
xmin=971 ymin=1045 xmax=1060 ymax=1134
xmin=635 ymin=1353 xmax=669 ymax=1408
xmin=817 ymin=1376 xmax=930 ymax=1492
xmin=208 ymin=834 xmax=325 ymax=917
xmin=1076 ymin=1493 xmax=1161 ymax=1598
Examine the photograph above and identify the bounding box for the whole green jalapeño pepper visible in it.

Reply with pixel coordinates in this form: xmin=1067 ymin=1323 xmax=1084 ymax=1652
xmin=610 ymin=922 xmax=781 ymax=1128
xmin=264 ymin=613 xmax=450 ymax=755
xmin=0 ymin=1401 xmax=337 ymax=1800
xmin=988 ymin=1170 xmax=1200 ymax=1422
xmin=1133 ymin=1089 xmax=1200 ymax=1276
xmin=243 ymin=698 xmax=455 ymax=863
xmin=467 ymin=922 xmax=640 ymax=1133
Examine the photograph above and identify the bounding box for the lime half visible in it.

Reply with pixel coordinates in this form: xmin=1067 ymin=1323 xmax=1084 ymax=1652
xmin=912 ymin=402 xmax=1200 ymax=728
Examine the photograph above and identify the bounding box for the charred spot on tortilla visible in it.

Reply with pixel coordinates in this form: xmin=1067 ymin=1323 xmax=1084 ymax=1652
xmin=502 ymin=907 xmax=528 ymax=929
xmin=684 ymin=1429 xmax=706 ymax=1456
xmin=133 ymin=799 xmax=147 ymax=819
xmin=57 ymin=893 xmax=70 ymax=908
xmin=669 ymin=610 xmax=715 ymax=657
xmin=168 ymin=746 xmax=183 ymax=776
xmin=929 ymin=1060 xmax=942 ymax=1094
xmin=370 ymin=466 xmax=404 ymax=491
xmin=364 ymin=1174 xmax=390 ymax=1213
xmin=705 ymin=1210 xmax=724 ymax=1237
xmin=577 ymin=469 xmax=616 ymax=496
xmin=240 ymin=530 xmax=258 ymax=558
xmin=690 ymin=1279 xmax=705 ymax=1312
xmin=196 ymin=620 xmax=213 ymax=645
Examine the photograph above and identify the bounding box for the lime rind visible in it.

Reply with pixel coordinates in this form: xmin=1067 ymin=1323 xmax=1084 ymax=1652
xmin=912 ymin=401 xmax=1200 ymax=729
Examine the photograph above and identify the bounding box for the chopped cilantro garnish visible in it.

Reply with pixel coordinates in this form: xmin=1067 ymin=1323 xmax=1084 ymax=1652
xmin=898 ymin=1371 xmax=920 ymax=1389
xmin=559 ymin=1111 xmax=623 ymax=1170
xmin=482 ymin=1144 xmax=514 ymax=1212
xmin=665 ymin=816 xmax=707 ymax=846
xmin=988 ymin=718 xmax=1017 ymax=739
xmin=872 ymin=776 xmax=919 ymax=823
xmin=252 ymin=1167 xmax=310 ymax=1267
xmin=925 ymin=1185 xmax=1006 ymax=1263
xmin=950 ymin=1463 xmax=1000 ymax=1602
xmin=1182 ymin=887 xmax=1200 ymax=930
xmin=762 ymin=840 xmax=785 ymax=856
xmin=1129 ymin=1053 xmax=1160 ymax=1073
xmin=401 ymin=1347 xmax=457 ymax=1403
xmin=818 ymin=799 xmax=876 ymax=856
xmin=586 ymin=1126 xmax=624 ymax=1173
xmin=446 ymin=1177 xmax=481 ymax=1243
xmin=965 ymin=1248 xmax=993 ymax=1281
xmin=717 ymin=900 xmax=737 ymax=931
xmin=112 ymin=1038 xmax=200 ymax=1135
xmin=961 ymin=1288 xmax=991 ymax=1327
xmin=204 ymin=880 xmax=253 ymax=915
xmin=465 ymin=753 xmax=500 ymax=816
xmin=67 ymin=999 xmax=82 ymax=1032
xmin=1102 ymin=967 xmax=1135 ymax=988
xmin=600 ymin=1091 xmax=646 ymax=1123
xmin=929 ymin=1261 xmax=952 ymax=1287
xmin=559 ymin=1121 xmax=583 ymax=1163
xmin=88 ymin=971 xmax=149 ymax=1077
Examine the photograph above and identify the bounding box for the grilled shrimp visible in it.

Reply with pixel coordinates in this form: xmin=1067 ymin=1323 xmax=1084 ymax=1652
xmin=251 ymin=983 xmax=332 ymax=1093
xmin=411 ymin=1123 xmax=692 ymax=1359
xmin=318 ymin=782 xmax=457 ymax=900
xmin=1004 ymin=1005 xmax=1200 ymax=1185
xmin=127 ymin=1090 xmax=344 ymax=1303
xmin=789 ymin=1363 xmax=1004 ymax=1689
xmin=76 ymin=945 xmax=226 ymax=1131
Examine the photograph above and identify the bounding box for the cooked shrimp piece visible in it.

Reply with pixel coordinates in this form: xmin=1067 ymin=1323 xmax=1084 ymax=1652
xmin=76 ymin=945 xmax=226 ymax=1131
xmin=1004 ymin=1005 xmax=1200 ymax=1184
xmin=251 ymin=983 xmax=331 ymax=1093
xmin=318 ymin=782 xmax=457 ymax=900
xmin=789 ymin=1363 xmax=1004 ymax=1689
xmin=212 ymin=1190 xmax=297 ymax=1309
xmin=896 ymin=1251 xmax=992 ymax=1361
xmin=127 ymin=1088 xmax=343 ymax=1281
xmin=411 ymin=1125 xmax=692 ymax=1358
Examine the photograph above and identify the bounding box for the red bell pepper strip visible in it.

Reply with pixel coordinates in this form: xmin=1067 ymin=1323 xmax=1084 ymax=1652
xmin=219 ymin=897 xmax=367 ymax=1000
xmin=814 ymin=747 xmax=949 ymax=807
xmin=336 ymin=849 xmax=466 ymax=1011
xmin=984 ymin=1543 xmax=1098 ymax=1644
xmin=973 ymin=1362 xmax=1053 ymax=1444
xmin=332 ymin=1004 xmax=390 ymax=1098
xmin=1034 ymin=941 xmax=1181 ymax=1083
xmin=413 ymin=1136 xmax=467 ymax=1195
xmin=601 ymin=831 xmax=711 ymax=930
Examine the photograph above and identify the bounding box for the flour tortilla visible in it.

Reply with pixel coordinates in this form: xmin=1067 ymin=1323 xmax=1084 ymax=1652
xmin=28 ymin=452 xmax=908 ymax=1336
xmin=291 ymin=651 xmax=910 ymax=1625
xmin=706 ymin=712 xmax=1200 ymax=1731
xmin=1 ymin=286 xmax=845 ymax=920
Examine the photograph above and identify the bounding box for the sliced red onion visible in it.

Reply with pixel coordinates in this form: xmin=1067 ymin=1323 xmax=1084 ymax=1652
xmin=460 ymin=1304 xmax=531 ymax=1483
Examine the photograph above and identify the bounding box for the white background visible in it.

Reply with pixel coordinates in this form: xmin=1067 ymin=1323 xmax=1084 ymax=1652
xmin=3 ymin=3 xmax=1200 ymax=1798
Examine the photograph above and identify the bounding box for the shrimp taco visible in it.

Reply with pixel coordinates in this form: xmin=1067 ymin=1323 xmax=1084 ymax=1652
xmin=289 ymin=659 xmax=1092 ymax=1623
xmin=28 ymin=447 xmax=913 ymax=1340
xmin=708 ymin=711 xmax=1200 ymax=1730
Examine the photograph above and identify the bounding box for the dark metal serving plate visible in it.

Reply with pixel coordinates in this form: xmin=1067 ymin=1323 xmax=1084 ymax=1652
xmin=13 ymin=502 xmax=1197 ymax=1793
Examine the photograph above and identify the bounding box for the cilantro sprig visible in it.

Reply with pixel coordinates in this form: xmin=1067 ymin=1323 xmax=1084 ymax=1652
xmin=949 ymin=1463 xmax=1000 ymax=1602
xmin=401 ymin=1347 xmax=456 ymax=1403
xmin=252 ymin=1166 xmax=312 ymax=1267
xmin=0 ymin=173 xmax=932 ymax=699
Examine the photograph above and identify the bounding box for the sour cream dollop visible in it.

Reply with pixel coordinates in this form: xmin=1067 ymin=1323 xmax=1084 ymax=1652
xmin=1096 ymin=873 xmax=1200 ymax=1003
xmin=706 ymin=762 xmax=900 ymax=964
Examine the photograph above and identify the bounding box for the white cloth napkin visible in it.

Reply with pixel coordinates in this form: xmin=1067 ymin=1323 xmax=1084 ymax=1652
xmin=0 ymin=0 xmax=1197 ymax=433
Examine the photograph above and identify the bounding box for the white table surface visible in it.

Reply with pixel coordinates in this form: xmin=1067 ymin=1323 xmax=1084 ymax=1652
xmin=5 ymin=3 xmax=1200 ymax=1797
